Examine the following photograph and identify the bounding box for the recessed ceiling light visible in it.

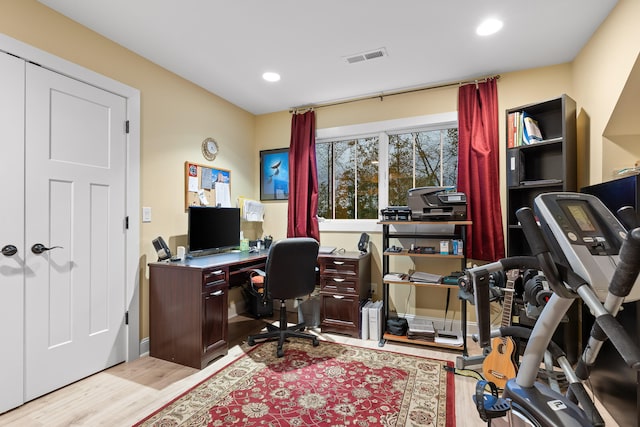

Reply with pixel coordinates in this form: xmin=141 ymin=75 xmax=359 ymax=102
xmin=262 ymin=72 xmax=281 ymax=82
xmin=476 ymin=18 xmax=503 ymax=36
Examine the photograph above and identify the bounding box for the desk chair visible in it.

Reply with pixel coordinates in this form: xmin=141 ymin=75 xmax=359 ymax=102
xmin=247 ymin=237 xmax=320 ymax=357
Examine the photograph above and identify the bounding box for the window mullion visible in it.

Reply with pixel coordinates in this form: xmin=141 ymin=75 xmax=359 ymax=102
xmin=354 ymin=140 xmax=358 ymax=219
xmin=440 ymin=130 xmax=444 ymax=185
xmin=379 ymin=132 xmax=389 ymax=210
xmin=412 ymin=135 xmax=416 ymax=189
xmin=331 ymin=143 xmax=336 ymax=220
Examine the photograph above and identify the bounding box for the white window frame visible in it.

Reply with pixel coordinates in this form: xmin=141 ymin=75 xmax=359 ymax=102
xmin=316 ymin=112 xmax=458 ymax=232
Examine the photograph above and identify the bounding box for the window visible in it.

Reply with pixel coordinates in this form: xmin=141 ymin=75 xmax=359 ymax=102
xmin=316 ymin=113 xmax=458 ymax=229
xmin=388 ymin=128 xmax=458 ymax=206
xmin=317 ymin=136 xmax=379 ymax=220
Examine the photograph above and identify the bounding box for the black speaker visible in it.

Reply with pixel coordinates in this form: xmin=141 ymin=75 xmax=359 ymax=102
xmin=358 ymin=233 xmax=370 ymax=253
xmin=152 ymin=236 xmax=172 ymax=261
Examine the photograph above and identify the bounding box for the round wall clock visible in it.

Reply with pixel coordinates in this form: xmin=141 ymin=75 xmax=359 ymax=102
xmin=201 ymin=137 xmax=219 ymax=161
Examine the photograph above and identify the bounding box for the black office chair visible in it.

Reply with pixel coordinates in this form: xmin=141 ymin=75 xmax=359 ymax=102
xmin=247 ymin=237 xmax=320 ymax=357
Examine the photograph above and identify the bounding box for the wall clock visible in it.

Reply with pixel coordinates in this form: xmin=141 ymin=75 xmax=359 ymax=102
xmin=201 ymin=137 xmax=219 ymax=161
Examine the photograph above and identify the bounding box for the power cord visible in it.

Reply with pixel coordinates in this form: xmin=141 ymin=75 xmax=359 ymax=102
xmin=444 ymin=365 xmax=485 ymax=382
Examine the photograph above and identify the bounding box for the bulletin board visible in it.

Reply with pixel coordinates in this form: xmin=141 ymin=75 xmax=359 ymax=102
xmin=185 ymin=161 xmax=232 ymax=210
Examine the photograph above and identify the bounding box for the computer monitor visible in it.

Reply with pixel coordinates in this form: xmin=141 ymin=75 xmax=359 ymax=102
xmin=187 ymin=206 xmax=240 ymax=256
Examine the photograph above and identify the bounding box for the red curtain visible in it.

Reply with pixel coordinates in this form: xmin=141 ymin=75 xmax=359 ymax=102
xmin=457 ymin=79 xmax=505 ymax=261
xmin=287 ymin=110 xmax=320 ymax=241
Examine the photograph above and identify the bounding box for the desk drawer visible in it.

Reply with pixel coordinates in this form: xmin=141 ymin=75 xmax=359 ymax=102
xmin=320 ymin=258 xmax=359 ymax=276
xmin=202 ymin=268 xmax=227 ymax=290
xmin=320 ymin=276 xmax=358 ymax=294
xmin=319 ymin=292 xmax=360 ymax=338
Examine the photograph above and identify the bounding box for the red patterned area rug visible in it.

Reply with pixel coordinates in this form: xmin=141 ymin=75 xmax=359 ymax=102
xmin=134 ymin=340 xmax=455 ymax=426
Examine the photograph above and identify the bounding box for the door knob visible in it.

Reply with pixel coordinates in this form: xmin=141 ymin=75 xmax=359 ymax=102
xmin=31 ymin=243 xmax=63 ymax=255
xmin=2 ymin=245 xmax=18 ymax=257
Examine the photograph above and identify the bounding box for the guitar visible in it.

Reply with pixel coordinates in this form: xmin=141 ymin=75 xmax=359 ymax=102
xmin=482 ymin=269 xmax=519 ymax=389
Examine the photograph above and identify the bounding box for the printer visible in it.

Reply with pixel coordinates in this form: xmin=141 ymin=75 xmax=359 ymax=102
xmin=407 ymin=187 xmax=467 ymax=220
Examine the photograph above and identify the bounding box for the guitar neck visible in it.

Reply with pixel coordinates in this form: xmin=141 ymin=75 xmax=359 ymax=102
xmin=501 ymin=272 xmax=517 ymax=329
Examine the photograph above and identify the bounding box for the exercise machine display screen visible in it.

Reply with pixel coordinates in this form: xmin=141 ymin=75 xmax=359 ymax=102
xmin=566 ymin=203 xmax=596 ymax=232
xmin=535 ymin=192 xmax=640 ymax=302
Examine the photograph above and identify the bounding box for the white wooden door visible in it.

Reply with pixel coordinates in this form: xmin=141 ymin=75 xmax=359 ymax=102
xmin=0 ymin=51 xmax=26 ymax=414
xmin=23 ymin=63 xmax=128 ymax=401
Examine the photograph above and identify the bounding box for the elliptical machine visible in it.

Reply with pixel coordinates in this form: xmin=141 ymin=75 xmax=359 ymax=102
xmin=465 ymin=192 xmax=640 ymax=426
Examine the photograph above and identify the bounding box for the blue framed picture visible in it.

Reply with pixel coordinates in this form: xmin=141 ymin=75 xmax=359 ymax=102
xmin=260 ymin=148 xmax=289 ymax=200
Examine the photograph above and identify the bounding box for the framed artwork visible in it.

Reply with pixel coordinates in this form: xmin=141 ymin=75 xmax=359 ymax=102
xmin=260 ymin=148 xmax=289 ymax=200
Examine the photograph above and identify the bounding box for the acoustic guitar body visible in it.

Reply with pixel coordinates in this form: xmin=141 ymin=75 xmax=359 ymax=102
xmin=482 ymin=336 xmax=518 ymax=390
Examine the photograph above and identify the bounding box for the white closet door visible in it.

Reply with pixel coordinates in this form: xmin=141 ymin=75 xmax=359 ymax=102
xmin=0 ymin=52 xmax=26 ymax=414
xmin=23 ymin=63 xmax=128 ymax=401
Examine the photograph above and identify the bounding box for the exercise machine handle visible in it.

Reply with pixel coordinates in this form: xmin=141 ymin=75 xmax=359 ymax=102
xmin=515 ymin=207 xmax=574 ymax=299
xmin=595 ymin=313 xmax=640 ymax=369
xmin=609 ymin=228 xmax=640 ymax=298
xmin=617 ymin=205 xmax=640 ymax=230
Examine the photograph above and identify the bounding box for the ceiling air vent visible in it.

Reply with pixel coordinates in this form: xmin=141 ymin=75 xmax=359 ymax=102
xmin=344 ymin=48 xmax=387 ymax=64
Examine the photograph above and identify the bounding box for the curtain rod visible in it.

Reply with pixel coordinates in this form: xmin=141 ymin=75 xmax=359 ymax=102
xmin=290 ymin=74 xmax=500 ymax=113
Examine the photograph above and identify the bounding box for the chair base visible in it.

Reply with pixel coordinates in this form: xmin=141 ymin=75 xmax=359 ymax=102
xmin=247 ymin=300 xmax=319 ymax=357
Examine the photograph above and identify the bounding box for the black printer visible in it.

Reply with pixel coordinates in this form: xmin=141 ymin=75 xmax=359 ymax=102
xmin=407 ymin=187 xmax=467 ymax=220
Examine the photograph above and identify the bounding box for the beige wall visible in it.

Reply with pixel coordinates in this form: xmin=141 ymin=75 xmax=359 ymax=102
xmin=572 ymin=0 xmax=640 ymax=184
xmin=0 ymin=0 xmax=257 ymax=339
xmin=2 ymin=0 xmax=638 ymax=340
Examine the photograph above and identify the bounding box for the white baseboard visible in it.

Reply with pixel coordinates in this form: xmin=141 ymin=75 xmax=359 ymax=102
xmin=139 ymin=337 xmax=149 ymax=357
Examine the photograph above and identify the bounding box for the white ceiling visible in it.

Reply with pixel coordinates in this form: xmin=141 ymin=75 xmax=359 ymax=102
xmin=39 ymin=0 xmax=618 ymax=115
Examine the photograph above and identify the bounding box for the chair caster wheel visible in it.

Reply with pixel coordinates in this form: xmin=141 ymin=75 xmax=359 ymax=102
xmin=248 ymin=337 xmax=255 ymax=346
xmin=312 ymin=338 xmax=319 ymax=347
xmin=277 ymin=348 xmax=284 ymax=358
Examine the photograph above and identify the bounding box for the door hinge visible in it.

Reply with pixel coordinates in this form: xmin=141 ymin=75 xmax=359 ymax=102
xmin=125 ymin=311 xmax=129 ymax=325
xmin=125 ymin=120 xmax=130 ymax=134
xmin=125 ymin=216 xmax=129 ymax=229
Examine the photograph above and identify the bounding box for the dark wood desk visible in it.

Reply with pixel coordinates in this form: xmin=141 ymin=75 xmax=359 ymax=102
xmin=149 ymin=250 xmax=268 ymax=369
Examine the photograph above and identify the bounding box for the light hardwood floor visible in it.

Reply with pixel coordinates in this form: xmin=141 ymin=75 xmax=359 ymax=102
xmin=0 ymin=315 xmax=618 ymax=427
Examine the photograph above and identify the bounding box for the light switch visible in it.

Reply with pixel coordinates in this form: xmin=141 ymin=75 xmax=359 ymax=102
xmin=142 ymin=207 xmax=152 ymax=223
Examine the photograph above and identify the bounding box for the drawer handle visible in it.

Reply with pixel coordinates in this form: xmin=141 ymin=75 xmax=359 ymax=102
xmin=332 ymin=277 xmax=345 ymax=282
xmin=205 ymin=270 xmax=225 ymax=279
xmin=332 ymin=295 xmax=345 ymax=299
xmin=209 ymin=290 xmax=224 ymax=297
xmin=332 ymin=261 xmax=345 ymax=265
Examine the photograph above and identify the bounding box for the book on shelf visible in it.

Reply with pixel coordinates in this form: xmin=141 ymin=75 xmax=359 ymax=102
xmin=434 ymin=334 xmax=463 ymax=346
xmin=383 ymin=272 xmax=410 ymax=283
xmin=407 ymin=318 xmax=436 ymax=341
xmin=409 ymin=271 xmax=443 ymax=284
xmin=522 ymin=112 xmax=543 ymax=144
xmin=507 ymin=112 xmax=517 ymax=148
xmin=520 ymin=178 xmax=562 ymax=186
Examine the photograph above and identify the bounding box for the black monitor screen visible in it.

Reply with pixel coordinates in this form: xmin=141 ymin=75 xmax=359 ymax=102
xmin=187 ymin=206 xmax=240 ymax=255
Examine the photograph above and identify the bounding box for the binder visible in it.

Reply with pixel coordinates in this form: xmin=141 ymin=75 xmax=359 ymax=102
xmin=360 ymin=301 xmax=373 ymax=340
xmin=368 ymin=301 xmax=383 ymax=341
xmin=507 ymin=149 xmax=522 ymax=187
